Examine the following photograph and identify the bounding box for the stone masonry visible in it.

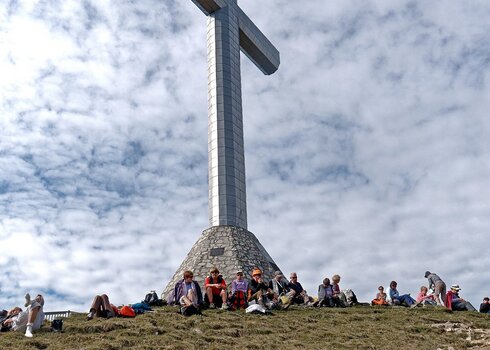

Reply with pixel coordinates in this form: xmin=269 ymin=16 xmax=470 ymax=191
xmin=162 ymin=225 xmax=283 ymax=300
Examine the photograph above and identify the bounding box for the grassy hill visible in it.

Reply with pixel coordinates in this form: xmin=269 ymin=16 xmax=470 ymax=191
xmin=1 ymin=305 xmax=490 ymax=350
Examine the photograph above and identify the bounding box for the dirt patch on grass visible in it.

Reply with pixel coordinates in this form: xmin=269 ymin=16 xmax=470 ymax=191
xmin=432 ymin=321 xmax=490 ymax=349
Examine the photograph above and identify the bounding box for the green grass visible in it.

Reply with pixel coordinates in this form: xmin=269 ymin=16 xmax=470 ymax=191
xmin=2 ymin=306 xmax=490 ymax=349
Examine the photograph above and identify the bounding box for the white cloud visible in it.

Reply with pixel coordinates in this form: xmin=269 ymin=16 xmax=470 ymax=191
xmin=1 ymin=0 xmax=490 ymax=311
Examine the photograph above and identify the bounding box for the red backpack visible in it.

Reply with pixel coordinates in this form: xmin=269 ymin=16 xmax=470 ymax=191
xmin=119 ymin=306 xmax=136 ymax=318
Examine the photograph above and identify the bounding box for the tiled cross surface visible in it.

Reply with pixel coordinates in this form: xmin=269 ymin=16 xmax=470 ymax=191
xmin=191 ymin=0 xmax=280 ymax=230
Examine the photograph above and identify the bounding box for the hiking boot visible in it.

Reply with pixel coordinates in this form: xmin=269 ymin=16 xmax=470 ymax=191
xmin=86 ymin=311 xmax=95 ymax=320
xmin=24 ymin=293 xmax=31 ymax=307
xmin=25 ymin=325 xmax=33 ymax=338
xmin=209 ymin=303 xmax=216 ymax=309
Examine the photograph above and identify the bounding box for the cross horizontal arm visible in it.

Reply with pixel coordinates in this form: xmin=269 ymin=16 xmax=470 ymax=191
xmin=238 ymin=7 xmax=280 ymax=75
xmin=190 ymin=0 xmax=226 ymax=15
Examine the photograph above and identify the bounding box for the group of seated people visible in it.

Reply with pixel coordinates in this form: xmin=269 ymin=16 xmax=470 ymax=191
xmin=172 ymin=268 xmax=489 ymax=316
xmin=370 ymin=271 xmax=485 ymax=313
xmin=2 ymin=269 xmax=489 ymax=336
xmin=171 ymin=267 xmax=352 ymax=315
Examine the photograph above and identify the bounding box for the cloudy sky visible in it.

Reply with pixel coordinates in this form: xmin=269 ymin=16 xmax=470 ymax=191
xmin=1 ymin=0 xmax=489 ymax=311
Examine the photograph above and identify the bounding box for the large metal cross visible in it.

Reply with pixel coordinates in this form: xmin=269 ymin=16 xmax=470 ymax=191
xmin=191 ymin=0 xmax=280 ymax=230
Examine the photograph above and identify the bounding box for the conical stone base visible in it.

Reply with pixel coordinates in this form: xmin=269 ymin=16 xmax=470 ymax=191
xmin=162 ymin=225 xmax=283 ymax=300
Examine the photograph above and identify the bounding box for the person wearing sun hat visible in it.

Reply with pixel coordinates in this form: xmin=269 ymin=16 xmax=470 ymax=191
xmin=445 ymin=284 xmax=476 ymax=311
xmin=247 ymin=268 xmax=270 ymax=307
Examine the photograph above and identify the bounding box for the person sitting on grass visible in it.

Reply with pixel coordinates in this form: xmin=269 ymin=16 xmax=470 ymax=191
xmin=229 ymin=271 xmax=248 ymax=310
xmin=248 ymin=268 xmax=270 ymax=308
xmin=331 ymin=274 xmax=347 ymax=307
xmin=388 ymin=281 xmax=416 ymax=307
xmin=1 ymin=293 xmax=45 ymax=338
xmin=317 ymin=278 xmax=339 ymax=307
xmin=268 ymin=271 xmax=288 ymax=303
xmin=479 ymin=297 xmax=490 ymax=314
xmin=415 ymin=286 xmax=436 ymax=306
xmin=287 ymin=272 xmax=311 ymax=305
xmin=174 ymin=270 xmax=203 ymax=316
xmin=332 ymin=275 xmax=341 ymax=297
xmin=204 ymin=267 xmax=228 ymax=310
xmin=86 ymin=294 xmax=118 ymax=320
xmin=371 ymin=286 xmax=389 ymax=306
xmin=444 ymin=285 xmax=476 ymax=311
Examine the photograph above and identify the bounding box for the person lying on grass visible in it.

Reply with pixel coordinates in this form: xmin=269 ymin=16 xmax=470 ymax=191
xmin=1 ymin=293 xmax=45 ymax=338
xmin=86 ymin=294 xmax=118 ymax=320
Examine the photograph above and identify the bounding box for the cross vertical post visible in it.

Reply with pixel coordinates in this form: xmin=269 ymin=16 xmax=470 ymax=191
xmin=192 ymin=0 xmax=280 ymax=229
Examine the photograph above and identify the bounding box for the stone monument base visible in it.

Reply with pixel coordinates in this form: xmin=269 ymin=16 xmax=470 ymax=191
xmin=161 ymin=225 xmax=283 ymax=300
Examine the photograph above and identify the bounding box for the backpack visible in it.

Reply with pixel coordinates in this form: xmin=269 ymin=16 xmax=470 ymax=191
xmin=131 ymin=302 xmax=152 ymax=315
xmin=341 ymin=289 xmax=358 ymax=306
xmin=144 ymin=291 xmax=158 ymax=304
xmin=230 ymin=291 xmax=247 ymax=310
xmin=180 ymin=304 xmax=200 ymax=317
xmin=143 ymin=290 xmax=167 ymax=307
xmin=119 ymin=306 xmax=136 ymax=318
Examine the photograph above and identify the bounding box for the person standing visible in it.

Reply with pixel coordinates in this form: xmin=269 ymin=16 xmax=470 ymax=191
xmin=424 ymin=271 xmax=446 ymax=306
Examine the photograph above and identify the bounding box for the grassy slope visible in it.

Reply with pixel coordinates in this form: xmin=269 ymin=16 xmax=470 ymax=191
xmin=1 ymin=306 xmax=490 ymax=350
